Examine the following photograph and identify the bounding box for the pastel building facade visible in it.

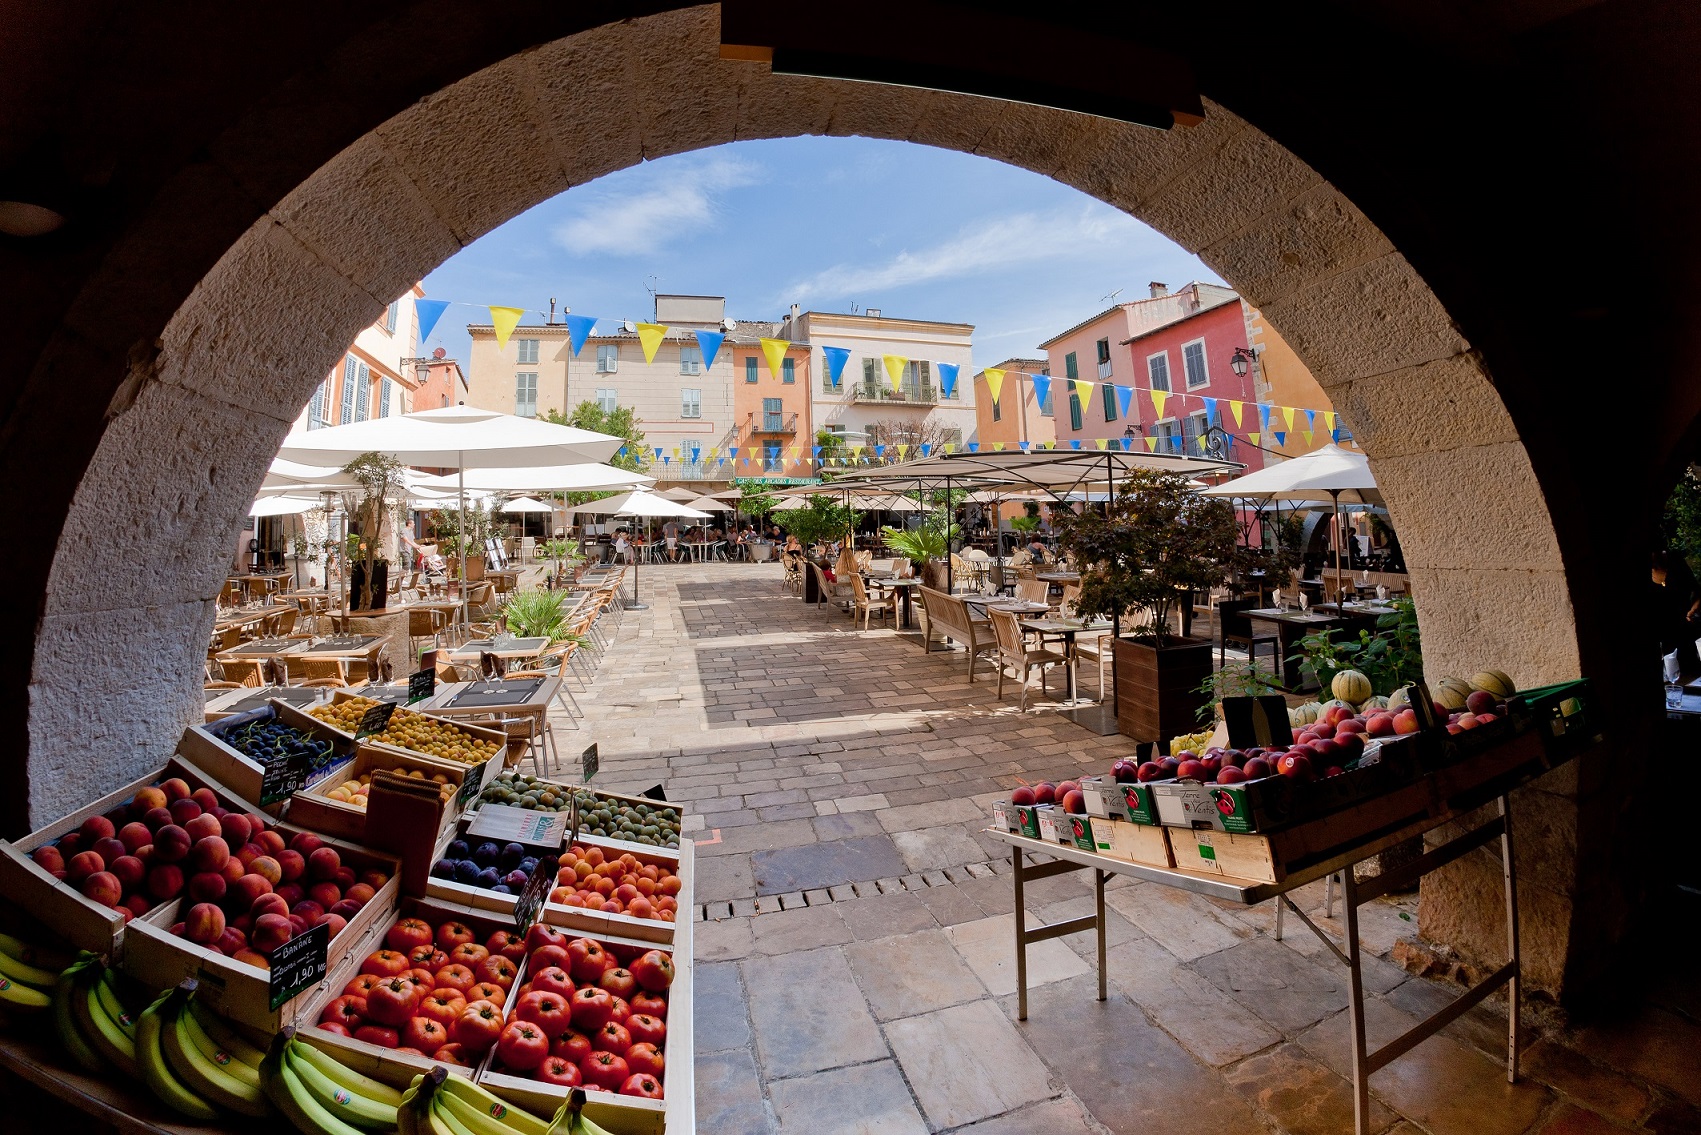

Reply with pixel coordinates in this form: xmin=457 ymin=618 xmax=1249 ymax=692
xmin=294 ymin=284 xmax=423 ymax=433
xmin=973 ymin=357 xmax=1053 ymax=452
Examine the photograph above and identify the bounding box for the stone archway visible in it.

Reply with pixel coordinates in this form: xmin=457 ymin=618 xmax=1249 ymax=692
xmin=26 ymin=8 xmax=1581 ymax=991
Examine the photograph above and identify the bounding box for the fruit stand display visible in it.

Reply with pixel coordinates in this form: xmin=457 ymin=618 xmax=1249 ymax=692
xmin=178 ymin=705 xmax=356 ymax=812
xmin=306 ymin=692 xmax=507 ymax=774
xmin=288 ymin=744 xmax=471 ymax=844
xmin=472 ymin=772 xmax=685 ymax=850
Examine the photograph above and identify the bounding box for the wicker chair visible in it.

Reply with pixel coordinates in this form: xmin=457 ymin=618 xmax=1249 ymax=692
xmin=204 ymin=680 xmax=243 ymax=690
xmin=409 ymin=607 xmax=445 ymax=657
xmin=298 ymin=677 xmax=348 ymax=688
xmin=989 ymin=608 xmax=1066 ymax=711
xmin=299 ymin=657 xmax=349 ymax=684
xmin=219 ymin=658 xmax=266 ymax=687
xmin=781 ymin=552 xmax=804 ymax=595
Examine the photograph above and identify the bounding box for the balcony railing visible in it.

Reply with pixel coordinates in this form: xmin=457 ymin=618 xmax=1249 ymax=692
xmin=852 ymin=382 xmax=940 ymax=405
xmin=750 ymin=412 xmax=799 ymax=435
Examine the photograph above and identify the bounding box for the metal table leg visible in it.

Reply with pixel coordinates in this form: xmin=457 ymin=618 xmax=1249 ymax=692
xmin=1010 ymin=842 xmax=1101 ymax=1021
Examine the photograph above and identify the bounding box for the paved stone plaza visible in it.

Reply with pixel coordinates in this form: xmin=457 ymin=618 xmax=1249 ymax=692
xmin=561 ymin=562 xmax=1695 ymax=1135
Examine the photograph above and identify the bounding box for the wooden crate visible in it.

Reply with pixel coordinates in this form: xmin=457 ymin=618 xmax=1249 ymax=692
xmin=120 ymin=827 xmax=401 ymax=1033
xmin=1170 ymin=828 xmax=1281 ymax=882
xmin=1101 ymin=817 xmax=1173 ymax=869
xmin=0 ymin=756 xmax=241 ymax=957
xmin=465 ymin=775 xmax=685 ymax=856
xmin=477 ymin=916 xmax=693 ymax=1135
xmin=176 ymin=704 xmax=356 ymax=810
xmin=289 ymin=745 xmax=469 ymax=844
xmin=297 ymin=690 xmax=507 ymax=774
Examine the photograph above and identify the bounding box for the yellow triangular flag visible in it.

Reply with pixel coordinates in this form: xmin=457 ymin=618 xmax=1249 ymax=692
xmin=852 ymin=446 xmax=864 ymax=456
xmin=708 ymin=448 xmax=718 ymax=459
xmin=787 ymin=446 xmax=798 ymax=460
xmin=883 ymin=354 xmax=908 ymax=392
xmin=1249 ymin=432 xmax=1260 ymax=446
xmin=636 ymin=323 xmax=668 ymax=364
xmin=760 ymin=337 xmax=789 ymax=378
xmin=1152 ymin=390 xmax=1169 ymax=418
xmin=993 ymin=441 xmax=1005 ymax=451
xmin=1323 ymin=411 xmax=1336 ymax=433
xmin=671 ymin=446 xmax=680 ymax=458
xmin=489 ymin=306 xmax=525 ymax=350
xmin=1303 ymin=429 xmax=1314 ymax=445
xmin=1094 ymin=438 xmax=1107 ymax=450
xmin=1144 ymin=436 xmax=1157 ymax=451
xmin=984 ymin=368 xmax=1005 ymax=406
xmin=943 ymin=443 xmax=955 ymax=454
xmin=897 ymin=444 xmax=910 ymax=457
xmin=1073 ymin=379 xmax=1095 ymax=406
xmin=1228 ymin=400 xmax=1244 ymax=428
xmin=1281 ymin=405 xmax=1296 ymax=433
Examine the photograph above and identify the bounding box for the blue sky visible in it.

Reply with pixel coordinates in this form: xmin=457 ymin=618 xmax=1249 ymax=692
xmin=419 ymin=136 xmax=1221 ymax=370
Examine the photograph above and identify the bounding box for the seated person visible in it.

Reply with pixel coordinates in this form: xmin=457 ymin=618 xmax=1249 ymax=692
xmin=1026 ymin=536 xmax=1048 ymax=562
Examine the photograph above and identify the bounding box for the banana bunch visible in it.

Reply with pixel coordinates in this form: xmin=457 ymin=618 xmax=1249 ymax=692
xmin=0 ymin=929 xmax=60 ymax=1018
xmin=262 ymin=1025 xmax=403 ymax=1135
xmin=55 ymin=952 xmax=140 ymax=1078
xmin=399 ymin=1066 xmax=573 ymax=1135
xmin=145 ymin=981 xmax=273 ymax=1118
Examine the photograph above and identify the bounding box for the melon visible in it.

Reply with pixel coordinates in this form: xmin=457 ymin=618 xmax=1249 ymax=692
xmin=1322 ymin=699 xmax=1355 ymax=715
xmin=1388 ymin=687 xmax=1412 ymax=711
xmin=1331 ymin=669 xmax=1373 ymax=705
xmin=1435 ymin=677 xmax=1474 ymax=710
xmin=1361 ymin=695 xmax=1390 ymax=711
xmin=1470 ymin=670 xmax=1516 ymax=699
xmin=1291 ymin=701 xmax=1322 ymax=726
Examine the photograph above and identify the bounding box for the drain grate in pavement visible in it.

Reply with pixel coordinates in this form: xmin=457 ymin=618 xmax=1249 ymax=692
xmin=698 ymin=857 xmax=1011 ymax=921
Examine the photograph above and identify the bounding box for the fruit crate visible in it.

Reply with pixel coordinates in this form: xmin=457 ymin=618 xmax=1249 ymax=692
xmin=476 ymin=922 xmax=693 ymax=1135
xmin=465 ymin=774 xmax=685 ymax=855
xmin=1165 ymin=736 xmax=1426 ymax=835
xmin=295 ymin=690 xmax=507 ymax=783
xmin=1508 ymin=679 xmax=1597 ymax=758
xmin=120 ymin=825 xmax=401 ymax=1033
xmin=288 ymin=744 xmax=472 ymax=844
xmin=0 ymin=756 xmax=256 ymax=958
xmin=177 ymin=703 xmax=358 ymax=811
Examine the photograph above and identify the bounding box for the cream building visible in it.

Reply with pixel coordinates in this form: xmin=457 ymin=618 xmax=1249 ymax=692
xmin=293 ymin=285 xmax=423 ymax=433
xmin=464 ymin=322 xmax=576 ymax=421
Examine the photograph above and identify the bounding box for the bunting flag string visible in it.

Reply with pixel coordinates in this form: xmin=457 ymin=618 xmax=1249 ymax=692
xmin=759 ymin=337 xmax=789 ymax=378
xmin=489 ymin=306 xmax=525 ymax=351
xmin=1072 ymin=378 xmax=1096 ymax=407
xmin=821 ymin=345 xmax=850 ymax=389
xmin=983 ymin=367 xmax=1005 ymax=407
xmin=564 ymin=313 xmax=597 ymax=357
xmin=415 ymin=299 xmax=450 ymax=344
xmin=1152 ymin=389 xmax=1170 ymax=418
xmin=694 ymin=329 xmax=725 ymax=369
xmin=1229 ymin=399 xmax=1244 ymax=428
xmin=937 ymin=363 xmax=960 ymax=400
xmin=635 ymin=322 xmax=668 ymax=365
xmin=1029 ymin=373 xmax=1051 ymax=408
xmin=1116 ymin=384 xmax=1134 ymax=419
xmin=1202 ymin=396 xmax=1218 ymax=425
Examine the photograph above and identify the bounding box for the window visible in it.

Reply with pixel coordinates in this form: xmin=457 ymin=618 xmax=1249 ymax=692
xmin=1153 ymin=418 xmax=1181 ymax=452
xmin=379 ymin=376 xmax=393 ymax=418
xmin=1068 ymin=388 xmax=1083 ymax=431
xmin=1039 ymin=376 xmax=1054 ymax=417
xmin=681 ymin=387 xmax=701 ymax=418
xmin=903 ymin=360 xmax=930 ymax=401
xmin=515 ymin=373 xmax=538 ymax=418
xmin=595 ymin=388 xmax=618 ymax=414
xmin=1185 ymin=411 xmax=1208 ymax=453
xmin=1096 ymin=337 xmax=1113 ymax=380
xmin=992 ymin=394 xmax=1002 ymax=422
xmin=596 ymin=345 xmax=619 ymax=373
xmin=1103 ymin=381 xmax=1117 ymax=422
xmin=862 ymin=357 xmax=880 ymax=395
xmin=1064 ymin=352 xmax=1079 ymax=381
xmin=679 ymin=345 xmax=702 ymax=375
xmin=943 ymin=360 xmax=959 ymax=399
xmin=763 ymin=397 xmax=783 ymax=431
xmin=745 ymin=357 xmax=758 ymax=383
xmin=309 ymin=375 xmax=331 ymax=428
xmin=1148 ymin=351 xmax=1171 ymax=392
xmin=353 ymin=362 xmax=370 ymax=421
xmin=339 ymin=357 xmax=357 ymax=424
xmin=516 ymin=338 xmax=539 ymax=365
xmin=781 ymin=357 xmax=795 ymax=384
xmin=821 ymin=352 xmax=838 ymax=393
xmin=383 ymin=300 xmax=398 ymax=333
xmin=1183 ymin=339 xmax=1209 ymax=388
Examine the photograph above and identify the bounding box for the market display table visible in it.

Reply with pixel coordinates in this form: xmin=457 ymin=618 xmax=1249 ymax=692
xmin=986 ymin=726 xmax=1584 ymax=1135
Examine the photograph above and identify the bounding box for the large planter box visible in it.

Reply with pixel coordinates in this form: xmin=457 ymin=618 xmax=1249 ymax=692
xmin=1112 ymin=637 xmax=1214 ymax=743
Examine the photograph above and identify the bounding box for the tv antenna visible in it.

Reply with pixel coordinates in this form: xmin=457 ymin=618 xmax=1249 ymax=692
xmin=1102 ymin=288 xmax=1124 ymax=304
xmin=645 ymin=275 xmax=661 ymax=299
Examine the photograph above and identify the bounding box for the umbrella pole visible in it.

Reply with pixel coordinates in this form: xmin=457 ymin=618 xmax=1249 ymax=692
xmin=458 ymin=456 xmax=469 ymax=630
xmin=945 ymin=475 xmax=953 ymax=593
xmin=1332 ymin=488 xmax=1343 ymax=604
xmin=628 ymin=510 xmax=647 ymax=610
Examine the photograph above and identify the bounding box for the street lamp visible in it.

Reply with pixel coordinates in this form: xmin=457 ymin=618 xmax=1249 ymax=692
xmin=1229 ymin=347 xmax=1258 ymax=378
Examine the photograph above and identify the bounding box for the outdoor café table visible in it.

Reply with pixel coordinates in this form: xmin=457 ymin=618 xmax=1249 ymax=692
xmin=1017 ymin=616 xmax=1099 ymax=706
xmin=214 ymin=608 xmax=272 ymax=634
xmin=446 ymin=635 xmax=551 ymax=665
xmin=216 ymin=636 xmax=301 ymax=660
xmin=418 ymin=675 xmax=561 ymax=757
xmin=203 ymin=683 xmax=330 ymax=721
xmin=1244 ymin=607 xmax=1344 ymax=689
xmin=287 ymin=633 xmax=387 ymax=674
xmin=868 ymin=576 xmax=920 ymax=629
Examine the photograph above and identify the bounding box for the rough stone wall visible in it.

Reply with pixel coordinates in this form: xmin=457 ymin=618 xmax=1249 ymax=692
xmin=29 ymin=6 xmax=1581 ymax=989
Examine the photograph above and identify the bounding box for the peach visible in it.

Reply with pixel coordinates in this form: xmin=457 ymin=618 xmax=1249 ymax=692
xmin=184 ymin=902 xmax=225 ymax=945
xmin=219 ymin=856 xmax=246 ymax=884
xmin=228 ymin=873 xmax=272 ymax=910
xmin=209 ymin=805 xmax=229 ymax=819
xmin=66 ymin=850 xmax=105 ymax=884
xmin=190 ymin=787 xmax=219 ymax=812
xmin=81 ymin=871 xmax=123 ymax=907
xmin=256 ymin=830 xmax=286 ymax=857
xmin=110 ymin=855 xmax=146 ymax=890
xmin=344 ymin=882 xmax=376 ymax=905
xmin=29 ymin=845 xmax=64 ymax=874
xmin=153 ymin=824 xmax=191 ymax=863
xmin=276 ymin=849 xmax=306 ymax=883
xmin=302 ymin=849 xmax=338 ymax=883
xmin=78 ymin=815 xmax=116 ymax=845
xmin=118 ymin=822 xmax=153 ymax=853
xmin=249 ymin=892 xmax=289 ymax=921
xmin=333 ymin=866 xmax=358 ymax=890
xmin=168 ymin=798 xmax=202 ymax=827
xmin=274 ymin=883 xmax=305 ymax=908
xmin=236 ymin=841 xmax=266 ymax=869
xmin=252 ymin=914 xmax=293 ymax=954
xmin=291 ymin=900 xmax=324 ymax=922
xmin=160 ymin=778 xmax=191 ymax=802
xmin=317 ymin=913 xmax=348 ymax=938
xmin=147 ymin=863 xmax=185 ymax=900
xmin=124 ymin=893 xmax=152 ymax=918
xmin=56 ymin=832 xmax=82 ymax=856
xmin=135 ymin=844 xmax=156 ymax=866
xmin=184 ymin=813 xmax=222 ymax=843
xmin=360 ymin=869 xmax=389 ymax=890
xmin=214 ymin=926 xmax=247 ymax=956
xmin=142 ymin=806 xmax=174 ymax=831
xmin=287 ymin=831 xmax=323 ymax=857
xmin=186 ymin=870 xmax=227 ymax=904
xmin=131 ymin=786 xmax=168 ymax=816
xmin=249 ymin=855 xmax=283 ymax=887
xmin=329 ymin=899 xmax=363 ymax=919
xmin=230 ymin=913 xmax=252 ymax=934
xmin=288 ymin=914 xmax=308 ymax=936
xmin=308 ymin=882 xmax=342 ymax=909
xmin=190 ymin=836 xmax=230 ymax=873
xmin=93 ymin=838 xmax=128 ymax=867
xmin=219 ymin=813 xmax=252 ymax=849
xmin=232 ymin=948 xmax=270 ymax=970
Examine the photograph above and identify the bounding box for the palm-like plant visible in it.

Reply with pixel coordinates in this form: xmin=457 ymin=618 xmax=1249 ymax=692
xmin=880 ymin=523 xmax=952 ymax=565
xmin=500 ymin=589 xmax=587 ymax=644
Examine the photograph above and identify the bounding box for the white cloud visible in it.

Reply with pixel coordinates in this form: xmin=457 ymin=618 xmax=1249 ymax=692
xmin=781 ymin=206 xmax=1152 ymax=303
xmin=552 ymin=156 xmax=762 ymax=257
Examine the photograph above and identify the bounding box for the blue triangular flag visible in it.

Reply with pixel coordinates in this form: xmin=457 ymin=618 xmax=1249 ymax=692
xmin=1019 ymin=441 xmax=1030 ymax=452
xmin=1116 ymin=385 xmax=1134 ymax=419
xmin=729 ymin=447 xmax=739 ymax=459
xmin=1331 ymin=429 xmax=1342 ymax=443
xmin=415 ymin=299 xmax=450 ymax=344
xmin=812 ymin=446 xmax=821 ymax=457
xmin=920 ymin=444 xmax=932 ymax=457
xmin=968 ymin=442 xmax=979 ymax=453
xmin=565 ymin=314 xmax=597 ymax=357
xmin=693 ymin=329 xmax=725 ymax=370
xmin=1203 ymin=397 xmax=1218 ymax=423
xmin=1305 ymin=408 xmax=1316 ymax=433
xmin=1070 ymin=439 xmax=1082 ymax=450
xmin=937 ymin=363 xmax=959 ymax=400
xmin=1030 ymin=373 xmax=1051 ymax=407
xmin=1120 ymin=438 xmax=1132 ymax=450
xmin=875 ymin=445 xmax=886 ymax=457
xmin=1258 ymin=403 xmax=1272 ymax=432
xmin=821 ymin=346 xmax=851 ymax=389
xmin=1273 ymin=431 xmax=1286 ymax=446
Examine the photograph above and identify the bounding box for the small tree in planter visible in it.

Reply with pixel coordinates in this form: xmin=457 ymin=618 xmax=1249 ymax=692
xmin=1056 ymin=470 xmax=1239 ymax=742
xmin=881 ymin=516 xmax=957 ymax=592
xmin=343 ymin=452 xmax=405 ymax=611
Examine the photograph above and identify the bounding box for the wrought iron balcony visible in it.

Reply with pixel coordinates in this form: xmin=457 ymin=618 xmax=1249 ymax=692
xmin=851 ymin=382 xmax=940 ymax=405
xmin=750 ymin=412 xmax=799 ymax=435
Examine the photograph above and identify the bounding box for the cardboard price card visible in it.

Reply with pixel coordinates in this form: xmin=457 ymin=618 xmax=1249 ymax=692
xmin=511 ymin=855 xmax=560 ymax=935
xmin=258 ymin=749 xmax=312 ymax=807
xmin=268 ymin=920 xmax=330 ymax=1010
xmin=465 ymin=802 xmax=568 ymax=848
xmin=581 ymin=743 xmax=600 ymax=784
xmin=407 ymin=668 xmax=435 ymax=704
xmin=458 ymin=755 xmax=494 ymax=809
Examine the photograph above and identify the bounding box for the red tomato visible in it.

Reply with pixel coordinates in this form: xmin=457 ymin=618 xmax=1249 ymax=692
xmin=569 ymin=986 xmax=615 ymax=1033
xmin=434 ymin=964 xmax=476 ymax=995
xmin=385 ymin=917 xmax=434 ymax=954
xmin=317 ymin=1022 xmax=351 ymax=1037
xmin=435 ymin=920 xmax=476 ymax=952
xmin=403 ymin=968 xmax=435 ymax=992
xmin=418 ymin=989 xmax=467 ymax=1027
xmin=354 ymin=1024 xmax=400 ymax=1049
xmin=619 ymin=1073 xmax=663 ymax=1099
xmin=629 ymin=950 xmax=674 ymax=992
xmin=408 ymin=944 xmax=448 ymax=971
xmin=627 ymin=1013 xmax=665 ymax=1047
xmin=496 ymin=1021 xmax=549 ymax=1072
xmin=318 ymin=994 xmax=365 ymax=1030
xmin=344 ymin=974 xmax=382 ymax=999
xmin=360 ymin=949 xmax=410 ymax=979
xmin=551 ymin=1030 xmax=593 ymax=1064
xmin=402 ymin=1016 xmax=447 ymax=1053
xmin=598 ymin=967 xmax=637 ymax=1000
xmin=565 ymin=938 xmax=608 ymax=984
xmin=453 ymin=999 xmax=504 ymax=1054
xmin=579 ymin=1051 xmax=630 ymax=1092
xmin=594 ymin=1021 xmax=631 ymax=1056
xmin=529 ymin=944 xmax=570 ymax=974
xmin=515 ymin=990 xmax=573 ymax=1040
xmin=363 ymin=977 xmax=417 ymax=1027
xmin=607 ymin=996 xmax=631 ymax=1026
xmin=432 ymin=1043 xmax=468 ymax=1067
xmin=630 ymin=992 xmax=667 ymax=1020
xmin=467 ymin=981 xmax=507 ymax=1004
xmin=485 ymin=930 xmax=528 ymax=963
xmin=448 ymin=942 xmax=488 ymax=969
xmin=536 ymin=1055 xmax=582 ymax=1086
xmin=475 ymin=955 xmax=518 ymax=990
xmin=524 ymin=923 xmax=566 ymax=955
xmin=625 ymin=1042 xmax=664 ymax=1079
xmin=530 ymin=965 xmax=575 ymax=999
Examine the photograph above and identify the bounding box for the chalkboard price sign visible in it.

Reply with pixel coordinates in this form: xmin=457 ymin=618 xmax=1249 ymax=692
xmin=355 ymin=701 xmax=398 ymax=739
xmin=512 ymin=856 xmax=559 ymax=936
xmin=459 ymin=756 xmax=493 ymax=809
xmin=581 ymin=743 xmax=599 ymax=784
xmin=407 ymin=668 xmax=435 ymax=704
xmin=268 ymin=920 xmax=330 ymax=1010
xmin=258 ymin=749 xmax=312 ymax=807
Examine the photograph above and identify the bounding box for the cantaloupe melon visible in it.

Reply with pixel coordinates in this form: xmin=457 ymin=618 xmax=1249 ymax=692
xmin=1331 ymin=670 xmax=1373 ymax=705
xmin=1361 ymin=695 xmax=1390 ymax=711
xmin=1470 ymin=670 xmax=1516 ymax=699
xmin=1388 ymin=687 xmax=1411 ymax=711
xmin=1322 ymin=698 xmax=1355 ymax=715
xmin=1435 ymin=677 xmax=1474 ymax=709
xmin=1291 ymin=701 xmax=1322 ymax=725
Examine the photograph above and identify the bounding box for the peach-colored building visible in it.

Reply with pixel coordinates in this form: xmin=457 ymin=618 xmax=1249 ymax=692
xmin=295 ymin=284 xmax=423 ymax=431
xmin=973 ymin=357 xmax=1052 ymax=452
xmin=408 ymin=348 xmax=467 ymax=411
xmin=730 ymin=336 xmax=812 ymax=476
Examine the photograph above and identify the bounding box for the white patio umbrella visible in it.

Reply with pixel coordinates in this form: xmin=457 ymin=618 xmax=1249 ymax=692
xmin=564 ymin=490 xmax=710 ymax=608
xmin=248 ymin=495 xmax=319 ymax=517
xmin=276 ymin=407 xmax=621 ymax=620
xmin=500 ymin=496 xmax=553 ymax=546
xmin=657 ymin=486 xmax=700 ymax=502
xmin=683 ymin=495 xmax=730 ymax=513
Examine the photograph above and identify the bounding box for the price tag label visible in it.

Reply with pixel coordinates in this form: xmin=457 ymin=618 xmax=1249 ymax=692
xmin=512 ymin=855 xmax=559 ymax=935
xmin=268 ymin=920 xmax=330 ymax=1009
xmin=355 ymin=701 xmax=398 ymax=739
xmin=458 ymin=755 xmax=493 ymax=809
xmin=258 ymin=749 xmax=311 ymax=807
xmin=581 ymin=743 xmax=599 ymax=783
xmin=407 ymin=668 xmax=435 ymax=705
xmin=465 ymin=802 xmax=568 ymax=847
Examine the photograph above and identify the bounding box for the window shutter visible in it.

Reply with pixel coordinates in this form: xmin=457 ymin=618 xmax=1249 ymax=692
xmin=379 ymin=377 xmax=393 ymax=417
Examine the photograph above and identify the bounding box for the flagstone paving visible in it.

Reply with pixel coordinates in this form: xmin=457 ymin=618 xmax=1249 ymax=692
xmin=554 ymin=561 xmax=1699 ymax=1134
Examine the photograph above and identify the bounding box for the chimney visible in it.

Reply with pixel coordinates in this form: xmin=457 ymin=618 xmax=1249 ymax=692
xmin=790 ymin=303 xmax=800 ymax=322
xmin=1148 ymin=282 xmax=1168 ymax=298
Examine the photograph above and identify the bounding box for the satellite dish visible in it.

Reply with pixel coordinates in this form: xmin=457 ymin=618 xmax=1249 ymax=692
xmin=622 ymin=321 xmax=636 ymax=333
xmin=722 ymin=319 xmax=736 ymax=332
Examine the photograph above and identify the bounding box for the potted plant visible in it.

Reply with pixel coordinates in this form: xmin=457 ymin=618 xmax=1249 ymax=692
xmin=1056 ymin=469 xmax=1239 ymax=742
xmin=343 ymin=452 xmax=405 ymax=611
xmin=880 ymin=517 xmax=956 ymax=592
